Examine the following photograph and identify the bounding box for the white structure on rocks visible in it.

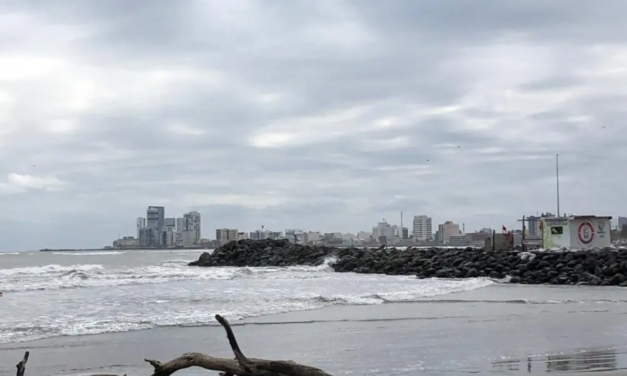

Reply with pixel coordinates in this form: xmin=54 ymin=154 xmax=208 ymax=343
xmin=541 ymin=215 xmax=612 ymax=250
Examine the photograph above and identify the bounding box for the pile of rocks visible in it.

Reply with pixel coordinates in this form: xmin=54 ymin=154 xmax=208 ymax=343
xmin=333 ymin=247 xmax=627 ymax=285
xmin=189 ymin=239 xmax=339 ymax=267
xmin=189 ymin=239 xmax=627 ymax=286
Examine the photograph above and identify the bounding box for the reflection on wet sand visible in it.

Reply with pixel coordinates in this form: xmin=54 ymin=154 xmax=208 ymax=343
xmin=546 ymin=349 xmax=617 ymax=372
xmin=492 ymin=348 xmax=621 ymax=374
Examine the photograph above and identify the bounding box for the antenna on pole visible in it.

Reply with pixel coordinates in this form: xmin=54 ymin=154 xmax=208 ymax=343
xmin=556 ymin=154 xmax=561 ymax=217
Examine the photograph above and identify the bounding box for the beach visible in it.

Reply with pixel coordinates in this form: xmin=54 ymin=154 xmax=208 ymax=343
xmin=2 ymin=250 xmax=627 ymax=375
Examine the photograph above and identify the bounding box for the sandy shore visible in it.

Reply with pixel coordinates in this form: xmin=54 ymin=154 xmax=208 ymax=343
xmin=2 ymin=301 xmax=627 ymax=375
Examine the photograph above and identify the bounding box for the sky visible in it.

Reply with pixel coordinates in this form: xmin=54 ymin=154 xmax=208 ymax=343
xmin=0 ymin=1 xmax=626 ymax=250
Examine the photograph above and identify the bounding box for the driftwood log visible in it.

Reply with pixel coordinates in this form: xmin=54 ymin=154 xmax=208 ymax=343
xmin=14 ymin=314 xmax=332 ymax=376
xmin=16 ymin=351 xmax=28 ymax=376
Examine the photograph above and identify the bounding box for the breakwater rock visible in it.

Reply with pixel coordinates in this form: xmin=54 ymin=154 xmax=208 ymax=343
xmin=188 ymin=239 xmax=339 ymax=267
xmin=189 ymin=239 xmax=627 ymax=286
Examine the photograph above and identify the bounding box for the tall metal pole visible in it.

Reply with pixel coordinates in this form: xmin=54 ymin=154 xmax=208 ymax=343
xmin=556 ymin=154 xmax=561 ymax=217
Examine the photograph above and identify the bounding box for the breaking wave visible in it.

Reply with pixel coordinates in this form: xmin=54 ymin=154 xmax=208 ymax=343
xmin=0 ymin=257 xmax=337 ymax=292
xmin=0 ymin=256 xmax=501 ymax=343
xmin=51 ymin=251 xmax=127 ymax=256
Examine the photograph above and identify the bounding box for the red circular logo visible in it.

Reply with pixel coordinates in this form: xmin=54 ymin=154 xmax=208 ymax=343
xmin=577 ymin=221 xmax=595 ymax=245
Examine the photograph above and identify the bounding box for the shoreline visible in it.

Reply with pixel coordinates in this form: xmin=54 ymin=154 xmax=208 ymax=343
xmin=2 ymin=299 xmax=627 ymax=376
xmin=3 ymin=282 xmax=626 ymax=348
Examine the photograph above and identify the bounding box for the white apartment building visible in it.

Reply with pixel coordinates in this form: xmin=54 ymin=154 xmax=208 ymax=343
xmin=114 ymin=236 xmax=137 ymax=248
xmin=372 ymin=221 xmax=395 ymax=242
xmin=342 ymin=233 xmax=356 ymax=241
xmin=161 ymin=227 xmax=175 ymax=247
xmin=304 ymin=231 xmax=321 ymax=244
xmin=183 ymin=211 xmax=201 ymax=245
xmin=216 ymin=228 xmax=238 ymax=244
xmin=136 ymin=217 xmax=146 ymax=239
xmin=182 ymin=231 xmax=197 ymax=248
xmin=412 ymin=215 xmax=433 ymax=241
xmin=250 ymin=230 xmax=270 ymax=240
xmin=437 ymin=221 xmax=461 ymax=243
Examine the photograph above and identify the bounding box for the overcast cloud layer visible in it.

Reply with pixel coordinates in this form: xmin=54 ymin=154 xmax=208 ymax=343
xmin=1 ymin=1 xmax=626 ymax=250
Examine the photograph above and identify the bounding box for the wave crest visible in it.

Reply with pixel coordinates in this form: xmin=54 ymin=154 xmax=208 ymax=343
xmin=0 ymin=256 xmax=340 ymax=292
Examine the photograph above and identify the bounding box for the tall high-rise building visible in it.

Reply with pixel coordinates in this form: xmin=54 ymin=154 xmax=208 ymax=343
xmin=136 ymin=217 xmax=146 ymax=239
xmin=619 ymin=216 xmax=627 ymax=230
xmin=183 ymin=211 xmax=201 ymax=245
xmin=176 ymin=218 xmax=185 ymax=232
xmin=138 ymin=227 xmax=153 ymax=247
xmin=146 ymin=206 xmax=165 ymax=229
xmin=412 ymin=215 xmax=433 ymax=241
xmin=164 ymin=218 xmax=176 ymax=229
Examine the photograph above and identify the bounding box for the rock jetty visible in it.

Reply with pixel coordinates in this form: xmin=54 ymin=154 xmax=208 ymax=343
xmin=189 ymin=239 xmax=627 ymax=286
xmin=189 ymin=239 xmax=337 ymax=267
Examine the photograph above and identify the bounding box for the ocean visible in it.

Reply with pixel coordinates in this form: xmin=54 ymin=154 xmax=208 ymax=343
xmin=1 ymin=250 xmax=627 ymax=376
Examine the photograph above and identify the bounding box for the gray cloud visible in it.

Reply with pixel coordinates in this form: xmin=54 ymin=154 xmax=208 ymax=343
xmin=0 ymin=0 xmax=626 ymax=250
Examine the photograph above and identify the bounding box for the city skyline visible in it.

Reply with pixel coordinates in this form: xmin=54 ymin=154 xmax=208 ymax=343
xmin=124 ymin=207 xmax=627 ymax=244
xmin=1 ymin=2 xmax=627 ymax=250
xmin=1 ymin=203 xmax=627 ymax=250
xmin=114 ymin=209 xmax=627 ymax=250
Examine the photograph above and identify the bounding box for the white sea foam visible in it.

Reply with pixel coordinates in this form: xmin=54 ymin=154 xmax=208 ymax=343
xmin=0 ymin=255 xmax=500 ymax=343
xmin=0 ymin=256 xmax=339 ymax=292
xmin=51 ymin=251 xmax=127 ymax=256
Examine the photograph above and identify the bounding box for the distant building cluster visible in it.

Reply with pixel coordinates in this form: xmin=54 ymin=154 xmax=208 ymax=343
xmin=369 ymin=214 xmax=491 ymax=248
xmin=113 ymin=206 xmax=202 ymax=249
xmin=110 ymin=208 xmax=627 ymax=250
xmin=210 ymin=216 xmax=490 ymax=248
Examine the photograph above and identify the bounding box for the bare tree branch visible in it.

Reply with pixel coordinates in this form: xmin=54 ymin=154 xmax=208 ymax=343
xmin=215 ymin=314 xmax=254 ymax=372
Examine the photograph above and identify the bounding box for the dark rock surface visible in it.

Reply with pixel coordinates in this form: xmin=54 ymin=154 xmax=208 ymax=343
xmin=189 ymin=239 xmax=627 ymax=286
xmin=189 ymin=239 xmax=338 ymax=267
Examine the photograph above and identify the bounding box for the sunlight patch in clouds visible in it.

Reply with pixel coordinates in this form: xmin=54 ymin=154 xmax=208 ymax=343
xmin=0 ymin=173 xmax=67 ymax=194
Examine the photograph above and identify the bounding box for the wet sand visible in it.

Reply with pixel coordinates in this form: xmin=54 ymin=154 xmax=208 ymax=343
xmin=2 ymin=296 xmax=627 ymax=375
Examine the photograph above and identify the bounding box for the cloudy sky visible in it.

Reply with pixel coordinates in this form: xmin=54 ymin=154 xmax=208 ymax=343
xmin=0 ymin=1 xmax=626 ymax=250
